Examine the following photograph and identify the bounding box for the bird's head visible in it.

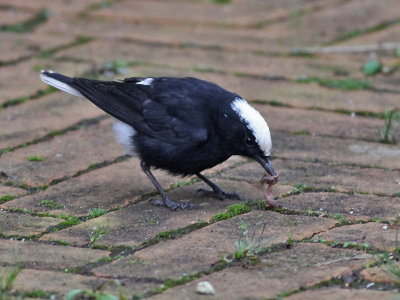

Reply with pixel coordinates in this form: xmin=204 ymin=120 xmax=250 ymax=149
xmin=229 ymin=97 xmax=277 ymax=177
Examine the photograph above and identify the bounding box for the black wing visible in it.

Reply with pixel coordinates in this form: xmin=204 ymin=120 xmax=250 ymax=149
xmin=44 ymin=73 xmax=223 ymax=145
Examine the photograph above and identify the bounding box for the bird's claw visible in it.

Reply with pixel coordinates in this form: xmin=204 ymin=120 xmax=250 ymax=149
xmin=196 ymin=188 xmax=244 ymax=201
xmin=150 ymin=198 xmax=196 ymax=210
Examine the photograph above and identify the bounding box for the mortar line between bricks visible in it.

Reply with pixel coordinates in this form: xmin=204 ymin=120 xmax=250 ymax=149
xmin=274 ymin=129 xmax=394 ymax=146
xmin=2 ymin=153 xmax=130 ymax=196
xmin=82 ymin=0 xmax=346 ymax=31
xmin=268 ymin=263 xmax=400 ymax=299
xmin=58 ymin=51 xmax=400 ymax=97
xmin=275 ymin=155 xmax=399 ymax=172
xmin=0 ymin=35 xmax=94 ymax=68
xmin=325 ymin=15 xmax=400 ymax=46
xmin=0 ymin=114 xmax=108 ymax=157
xmin=217 ymin=170 xmax=398 ymax=198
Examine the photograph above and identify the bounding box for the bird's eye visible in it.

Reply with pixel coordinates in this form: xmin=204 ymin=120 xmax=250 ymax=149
xmin=245 ymin=136 xmax=254 ymax=146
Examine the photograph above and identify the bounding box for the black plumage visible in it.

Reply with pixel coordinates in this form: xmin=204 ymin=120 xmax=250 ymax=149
xmin=40 ymin=71 xmax=277 ymax=210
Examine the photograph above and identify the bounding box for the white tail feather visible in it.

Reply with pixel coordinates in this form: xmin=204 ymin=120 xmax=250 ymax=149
xmin=40 ymin=71 xmax=84 ymax=98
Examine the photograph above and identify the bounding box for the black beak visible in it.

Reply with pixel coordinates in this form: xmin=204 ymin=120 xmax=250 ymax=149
xmin=252 ymin=155 xmax=277 ymax=176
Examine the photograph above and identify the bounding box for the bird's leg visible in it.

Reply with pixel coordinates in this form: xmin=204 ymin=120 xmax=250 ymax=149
xmin=196 ymin=173 xmax=244 ymax=201
xmin=140 ymin=160 xmax=195 ymax=210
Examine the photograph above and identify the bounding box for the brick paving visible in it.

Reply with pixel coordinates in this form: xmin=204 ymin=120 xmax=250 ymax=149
xmin=0 ymin=0 xmax=399 ymax=299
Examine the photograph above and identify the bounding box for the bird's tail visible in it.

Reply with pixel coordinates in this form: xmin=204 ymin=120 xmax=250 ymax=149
xmin=40 ymin=70 xmax=84 ymax=98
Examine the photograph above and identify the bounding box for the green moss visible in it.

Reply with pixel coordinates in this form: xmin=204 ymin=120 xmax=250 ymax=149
xmin=27 ymin=155 xmax=43 ymax=162
xmin=213 ymin=0 xmax=231 ymax=4
xmin=54 ymin=216 xmax=80 ymax=231
xmin=24 ymin=290 xmax=53 ymax=298
xmin=1 ymin=86 xmax=57 ymax=110
xmin=211 ymin=203 xmax=251 ymax=222
xmin=0 ymin=195 xmax=16 ymax=204
xmin=330 ymin=16 xmax=400 ymax=44
xmin=169 ymin=177 xmax=197 ymax=189
xmin=52 ymin=240 xmax=70 ymax=246
xmin=292 ymin=130 xmax=310 ymax=135
xmin=37 ymin=199 xmax=63 ymax=209
xmin=297 ymin=76 xmax=371 ymax=90
xmin=250 ymin=99 xmax=292 ymax=108
xmin=39 ymin=36 xmax=93 ymax=58
xmin=1 ymin=9 xmax=49 ymax=33
xmin=144 ymin=221 xmax=209 ymax=248
xmin=88 ymin=207 xmax=107 ymax=219
xmin=192 ymin=66 xmax=215 ymax=73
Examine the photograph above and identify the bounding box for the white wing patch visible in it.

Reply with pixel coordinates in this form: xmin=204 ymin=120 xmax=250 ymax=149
xmin=136 ymin=78 xmax=153 ymax=86
xmin=113 ymin=120 xmax=137 ymax=155
xmin=40 ymin=70 xmax=84 ymax=98
xmin=231 ymin=97 xmax=272 ymax=156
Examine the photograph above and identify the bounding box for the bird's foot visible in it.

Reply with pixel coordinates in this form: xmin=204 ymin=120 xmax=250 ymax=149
xmin=197 ymin=188 xmax=244 ymax=201
xmin=150 ymin=197 xmax=196 ymax=210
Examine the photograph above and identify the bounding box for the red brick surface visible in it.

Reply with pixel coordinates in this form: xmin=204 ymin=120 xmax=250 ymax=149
xmin=0 ymin=0 xmax=399 ymax=298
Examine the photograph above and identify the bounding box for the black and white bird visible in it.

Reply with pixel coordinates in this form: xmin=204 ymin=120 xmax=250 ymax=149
xmin=40 ymin=70 xmax=277 ymax=210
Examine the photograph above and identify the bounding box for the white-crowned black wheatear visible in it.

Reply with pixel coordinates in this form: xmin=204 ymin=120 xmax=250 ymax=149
xmin=40 ymin=71 xmax=277 ymax=210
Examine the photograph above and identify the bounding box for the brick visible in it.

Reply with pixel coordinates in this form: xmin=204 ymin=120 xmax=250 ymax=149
xmin=0 ymin=157 xmax=222 ymax=216
xmin=37 ymin=18 xmax=291 ymax=53
xmin=39 ymin=178 xmax=292 ymax=246
xmin=0 ymin=33 xmax=72 ymax=63
xmin=285 ymin=288 xmax=399 ymax=300
xmin=87 ymin=0 xmax=327 ymax=28
xmin=0 ymin=117 xmax=125 ymax=187
xmin=0 ymin=58 xmax=90 ymax=104
xmin=224 ymin=159 xmax=400 ymax=196
xmin=149 ymin=243 xmax=371 ymax=300
xmin=39 ymin=0 xmax=400 ymax=52
xmin=278 ymin=193 xmax=400 ymax=221
xmin=258 ymin=0 xmax=400 ymax=46
xmin=0 ymin=155 xmax=249 ymax=216
xmin=254 ymin=104 xmax=395 ymax=143
xmin=361 ymin=265 xmax=398 ymax=284
xmin=0 ymin=185 xmax=27 ymax=198
xmin=0 ymin=0 xmax=100 ymax=15
xmin=0 ymin=239 xmax=110 ymax=269
xmin=0 ymin=8 xmax=33 ymax=26
xmin=338 ymin=20 xmax=400 ymax=47
xmin=319 ymin=222 xmax=399 ymax=251
xmin=1 ymin=155 xmax=180 ymax=216
xmin=92 ymin=211 xmax=337 ymax=279
xmin=272 ymin=133 xmax=400 ymax=170
xmin=0 ymin=211 xmax=59 ymax=236
xmin=0 ymin=92 xmax=104 ymax=150
xmin=64 ymin=63 xmax=400 ymax=115
xmin=54 ymin=39 xmax=368 ymax=79
xmin=0 ymin=267 xmax=157 ymax=297
xmin=7 ymin=268 xmax=106 ymax=294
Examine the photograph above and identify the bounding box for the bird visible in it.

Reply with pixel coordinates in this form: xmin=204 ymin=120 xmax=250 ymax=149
xmin=40 ymin=70 xmax=277 ymax=210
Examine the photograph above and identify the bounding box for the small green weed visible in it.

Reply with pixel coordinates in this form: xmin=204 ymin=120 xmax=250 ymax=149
xmin=55 ymin=216 xmax=80 ymax=231
xmin=380 ymin=109 xmax=399 ymax=143
xmin=37 ymin=199 xmax=63 ymax=209
xmin=27 ymin=156 xmax=43 ymax=162
xmin=66 ymin=279 xmax=128 ymax=300
xmin=212 ymin=203 xmax=251 ymax=222
xmin=102 ymin=60 xmax=133 ymax=76
xmin=294 ymin=183 xmax=307 ymax=193
xmin=89 ymin=225 xmax=109 ymax=244
xmin=0 ymin=195 xmax=15 ymax=204
xmin=0 ymin=266 xmax=20 ymax=299
xmin=363 ymin=59 xmax=381 ymax=76
xmin=88 ymin=207 xmax=107 ymax=219
xmin=233 ymin=219 xmax=274 ymax=260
